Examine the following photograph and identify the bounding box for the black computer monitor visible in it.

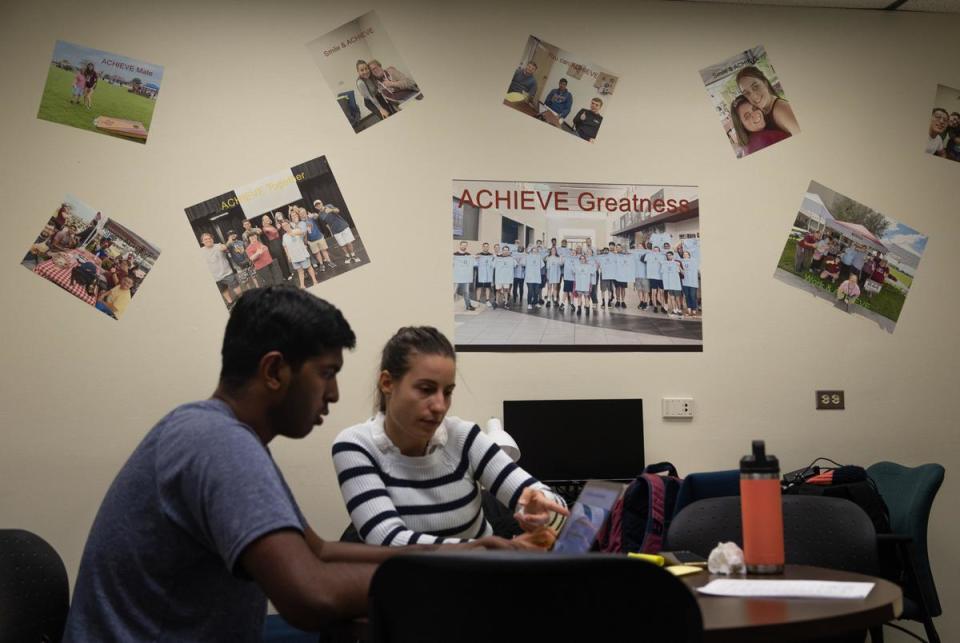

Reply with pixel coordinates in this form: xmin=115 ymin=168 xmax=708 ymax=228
xmin=502 ymin=399 xmax=644 ymax=483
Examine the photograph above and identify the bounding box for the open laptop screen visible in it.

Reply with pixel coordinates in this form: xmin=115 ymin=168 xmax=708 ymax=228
xmin=552 ymin=481 xmax=623 ymax=554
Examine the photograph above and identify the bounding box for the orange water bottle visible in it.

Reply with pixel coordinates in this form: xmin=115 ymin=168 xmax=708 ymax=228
xmin=740 ymin=440 xmax=784 ymax=574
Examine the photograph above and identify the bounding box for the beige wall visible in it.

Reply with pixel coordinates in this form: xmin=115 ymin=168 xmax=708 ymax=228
xmin=1 ymin=0 xmax=958 ymax=640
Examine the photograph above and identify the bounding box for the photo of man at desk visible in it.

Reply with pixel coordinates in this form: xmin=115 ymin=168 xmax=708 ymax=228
xmin=502 ymin=35 xmax=618 ymax=143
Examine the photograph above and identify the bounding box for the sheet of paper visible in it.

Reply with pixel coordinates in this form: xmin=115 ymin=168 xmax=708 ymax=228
xmin=697 ymin=579 xmax=875 ymax=600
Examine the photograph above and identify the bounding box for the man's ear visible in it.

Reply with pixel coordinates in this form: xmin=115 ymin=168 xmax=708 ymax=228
xmin=259 ymin=351 xmax=290 ymax=392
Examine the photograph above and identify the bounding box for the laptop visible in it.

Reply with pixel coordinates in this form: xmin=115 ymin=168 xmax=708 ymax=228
xmin=551 ymin=480 xmax=623 ymax=554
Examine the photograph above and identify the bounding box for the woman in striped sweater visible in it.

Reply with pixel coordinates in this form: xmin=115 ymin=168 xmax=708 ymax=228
xmin=332 ymin=327 xmax=568 ymax=546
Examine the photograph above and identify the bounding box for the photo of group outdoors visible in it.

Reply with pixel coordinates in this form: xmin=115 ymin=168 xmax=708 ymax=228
xmin=774 ymin=181 xmax=927 ymax=333
xmin=37 ymin=41 xmax=163 ymax=143
xmin=184 ymin=156 xmax=369 ymax=309
xmin=925 ymin=84 xmax=960 ymax=163
xmin=503 ymin=35 xmax=618 ymax=144
xmin=306 ymin=11 xmax=422 ymax=134
xmin=700 ymin=45 xmax=799 ymax=158
xmin=452 ymin=180 xmax=702 ymax=351
xmin=21 ymin=195 xmax=161 ymax=319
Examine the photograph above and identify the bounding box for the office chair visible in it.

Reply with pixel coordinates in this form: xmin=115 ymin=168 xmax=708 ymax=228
xmin=0 ymin=529 xmax=69 ymax=643
xmin=368 ymin=551 xmax=703 ymax=643
xmin=672 ymin=469 xmax=740 ymax=517
xmin=666 ymin=495 xmax=879 ymax=575
xmin=868 ymin=461 xmax=944 ymax=643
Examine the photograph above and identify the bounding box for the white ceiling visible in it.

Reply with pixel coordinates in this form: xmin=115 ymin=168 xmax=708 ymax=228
xmin=678 ymin=0 xmax=960 ymax=12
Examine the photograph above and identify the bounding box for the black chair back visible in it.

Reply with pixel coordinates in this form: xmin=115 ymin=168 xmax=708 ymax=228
xmin=667 ymin=495 xmax=879 ymax=575
xmin=0 ymin=529 xmax=69 ymax=643
xmin=369 ymin=551 xmax=702 ymax=643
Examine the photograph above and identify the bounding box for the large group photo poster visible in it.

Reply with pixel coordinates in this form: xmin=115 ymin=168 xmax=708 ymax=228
xmin=699 ymin=45 xmax=799 ymax=158
xmin=774 ymin=180 xmax=927 ymax=333
xmin=503 ymin=35 xmax=618 ymax=144
xmin=184 ymin=156 xmax=370 ymax=309
xmin=37 ymin=40 xmax=163 ymax=143
xmin=452 ymin=180 xmax=702 ymax=351
xmin=306 ymin=11 xmax=423 ymax=134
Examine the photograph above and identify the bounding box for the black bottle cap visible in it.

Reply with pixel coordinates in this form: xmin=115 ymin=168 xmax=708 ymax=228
xmin=740 ymin=440 xmax=779 ymax=474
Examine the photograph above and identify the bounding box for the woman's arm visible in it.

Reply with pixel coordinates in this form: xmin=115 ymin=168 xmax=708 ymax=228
xmin=771 ymin=100 xmax=800 ymax=135
xmin=468 ymin=427 xmax=567 ymax=532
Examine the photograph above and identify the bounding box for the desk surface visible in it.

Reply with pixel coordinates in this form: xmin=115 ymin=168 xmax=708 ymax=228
xmin=683 ymin=564 xmax=902 ymax=643
xmin=340 ymin=562 xmax=901 ymax=642
xmin=502 ymin=98 xmax=564 ymax=128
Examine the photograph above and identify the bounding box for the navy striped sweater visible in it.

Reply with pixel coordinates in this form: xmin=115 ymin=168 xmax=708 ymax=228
xmin=332 ymin=414 xmax=566 ymax=546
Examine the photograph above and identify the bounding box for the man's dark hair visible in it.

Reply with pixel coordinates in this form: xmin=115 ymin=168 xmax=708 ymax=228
xmin=559 ymin=78 xmax=567 ymax=85
xmin=220 ymin=286 xmax=356 ymax=389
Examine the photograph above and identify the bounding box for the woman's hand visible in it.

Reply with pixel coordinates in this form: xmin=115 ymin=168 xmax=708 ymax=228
xmin=514 ymin=488 xmax=569 ymax=532
xmin=379 ymin=107 xmax=390 ymax=118
xmin=512 ymin=526 xmax=557 ymax=551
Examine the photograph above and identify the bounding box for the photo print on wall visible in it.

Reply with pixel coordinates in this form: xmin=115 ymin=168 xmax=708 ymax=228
xmin=774 ymin=181 xmax=927 ymax=333
xmin=37 ymin=40 xmax=163 ymax=143
xmin=926 ymin=84 xmax=960 ymax=162
xmin=184 ymin=156 xmax=369 ymax=309
xmin=452 ymin=180 xmax=702 ymax=352
xmin=306 ymin=11 xmax=423 ymax=134
xmin=699 ymin=45 xmax=799 ymax=158
xmin=21 ymin=194 xmax=161 ymax=320
xmin=503 ymin=35 xmax=618 ymax=144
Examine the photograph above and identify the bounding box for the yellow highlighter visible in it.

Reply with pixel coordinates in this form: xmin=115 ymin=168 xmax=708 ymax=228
xmin=627 ymin=553 xmax=665 ymax=566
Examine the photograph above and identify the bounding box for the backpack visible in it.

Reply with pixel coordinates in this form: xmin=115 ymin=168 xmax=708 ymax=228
xmin=596 ymin=462 xmax=682 ymax=554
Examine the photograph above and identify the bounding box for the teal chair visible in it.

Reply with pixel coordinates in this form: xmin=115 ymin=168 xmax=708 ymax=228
xmin=867 ymin=461 xmax=944 ymax=643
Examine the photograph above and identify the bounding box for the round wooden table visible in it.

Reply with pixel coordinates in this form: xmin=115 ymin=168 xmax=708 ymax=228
xmin=683 ymin=564 xmax=903 ymax=642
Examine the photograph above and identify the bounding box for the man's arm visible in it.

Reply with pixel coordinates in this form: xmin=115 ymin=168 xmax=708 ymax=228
xmin=303 ymin=524 xmax=529 ymax=562
xmin=303 ymin=525 xmax=429 ymax=563
xmin=240 ymin=529 xmax=374 ymax=631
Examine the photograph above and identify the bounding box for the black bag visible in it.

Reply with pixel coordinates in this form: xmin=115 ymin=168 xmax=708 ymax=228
xmin=784 ymin=464 xmax=891 ymax=535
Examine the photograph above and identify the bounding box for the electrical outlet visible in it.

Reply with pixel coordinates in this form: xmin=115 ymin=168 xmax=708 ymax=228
xmin=816 ymin=390 xmax=845 ymax=410
xmin=662 ymin=397 xmax=694 ymax=418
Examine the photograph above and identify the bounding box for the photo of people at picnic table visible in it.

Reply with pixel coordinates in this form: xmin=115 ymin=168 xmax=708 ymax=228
xmin=21 ymin=195 xmax=161 ymax=319
xmin=774 ymin=181 xmax=927 ymax=333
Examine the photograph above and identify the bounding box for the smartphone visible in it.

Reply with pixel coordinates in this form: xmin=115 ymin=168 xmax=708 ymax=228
xmin=662 ymin=550 xmax=708 ymax=566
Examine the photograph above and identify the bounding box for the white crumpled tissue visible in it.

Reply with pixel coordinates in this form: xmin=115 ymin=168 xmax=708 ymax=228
xmin=707 ymin=541 xmax=746 ymax=575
